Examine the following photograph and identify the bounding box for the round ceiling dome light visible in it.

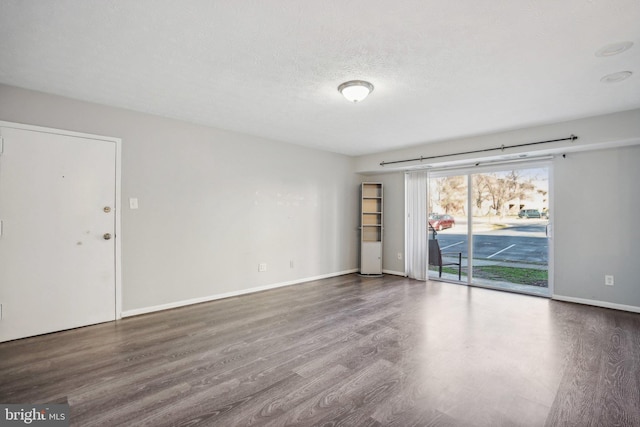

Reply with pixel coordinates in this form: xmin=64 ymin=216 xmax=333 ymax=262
xmin=600 ymin=71 xmax=633 ymax=83
xmin=595 ymin=41 xmax=633 ymax=57
xmin=338 ymin=80 xmax=374 ymax=103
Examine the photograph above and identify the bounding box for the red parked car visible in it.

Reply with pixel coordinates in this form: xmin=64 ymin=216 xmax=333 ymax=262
xmin=429 ymin=214 xmax=455 ymax=231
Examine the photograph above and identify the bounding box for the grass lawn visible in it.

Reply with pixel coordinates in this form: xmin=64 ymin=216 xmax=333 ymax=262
xmin=432 ymin=265 xmax=548 ymax=287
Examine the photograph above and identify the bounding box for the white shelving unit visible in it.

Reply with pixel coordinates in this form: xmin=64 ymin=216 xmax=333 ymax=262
xmin=360 ymin=182 xmax=383 ymax=276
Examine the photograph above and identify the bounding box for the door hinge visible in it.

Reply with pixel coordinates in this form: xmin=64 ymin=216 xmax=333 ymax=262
xmin=0 ymin=219 xmax=3 ymax=238
xmin=0 ymin=136 xmax=4 ymax=155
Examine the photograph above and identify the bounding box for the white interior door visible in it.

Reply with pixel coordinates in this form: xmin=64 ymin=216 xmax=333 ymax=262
xmin=0 ymin=125 xmax=118 ymax=342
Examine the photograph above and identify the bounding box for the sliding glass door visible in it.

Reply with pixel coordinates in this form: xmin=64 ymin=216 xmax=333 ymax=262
xmin=427 ymin=174 xmax=469 ymax=282
xmin=427 ymin=162 xmax=551 ymax=297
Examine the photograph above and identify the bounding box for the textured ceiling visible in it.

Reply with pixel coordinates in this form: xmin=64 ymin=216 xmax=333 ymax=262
xmin=1 ymin=1 xmax=639 ymax=156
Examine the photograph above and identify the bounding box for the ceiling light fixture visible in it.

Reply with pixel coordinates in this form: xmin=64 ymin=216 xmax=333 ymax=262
xmin=595 ymin=41 xmax=633 ymax=57
xmin=338 ymin=80 xmax=374 ymax=103
xmin=600 ymin=71 xmax=633 ymax=83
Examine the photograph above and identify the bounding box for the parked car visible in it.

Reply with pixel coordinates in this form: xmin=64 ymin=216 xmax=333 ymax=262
xmin=429 ymin=214 xmax=455 ymax=230
xmin=518 ymin=209 xmax=541 ymax=219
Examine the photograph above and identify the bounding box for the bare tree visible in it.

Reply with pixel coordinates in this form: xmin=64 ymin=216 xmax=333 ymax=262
xmin=479 ymin=171 xmax=535 ymax=217
xmin=432 ymin=171 xmax=538 ymax=218
xmin=505 ymin=170 xmax=535 ymax=202
xmin=433 ymin=176 xmax=466 ymax=215
xmin=487 ymin=174 xmax=508 ymax=215
xmin=472 ymin=174 xmax=491 ymax=214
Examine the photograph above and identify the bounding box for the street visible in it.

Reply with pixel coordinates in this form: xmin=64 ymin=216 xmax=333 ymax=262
xmin=432 ymin=220 xmax=549 ymax=265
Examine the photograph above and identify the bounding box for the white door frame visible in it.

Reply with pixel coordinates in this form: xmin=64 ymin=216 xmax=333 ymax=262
xmin=0 ymin=120 xmax=123 ymax=319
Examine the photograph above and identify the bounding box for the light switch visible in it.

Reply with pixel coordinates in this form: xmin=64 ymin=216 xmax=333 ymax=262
xmin=129 ymin=198 xmax=139 ymax=209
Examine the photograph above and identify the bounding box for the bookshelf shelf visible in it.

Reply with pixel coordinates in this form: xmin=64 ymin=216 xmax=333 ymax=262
xmin=360 ymin=183 xmax=383 ymax=275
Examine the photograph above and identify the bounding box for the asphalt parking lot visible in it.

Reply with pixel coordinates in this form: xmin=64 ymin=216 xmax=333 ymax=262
xmin=432 ymin=219 xmax=549 ymax=265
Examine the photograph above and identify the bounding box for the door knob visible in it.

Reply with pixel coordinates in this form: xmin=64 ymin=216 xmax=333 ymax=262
xmin=103 ymin=233 xmax=112 ymax=240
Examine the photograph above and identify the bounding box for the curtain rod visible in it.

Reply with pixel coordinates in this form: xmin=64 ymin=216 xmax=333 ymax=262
xmin=380 ymin=134 xmax=578 ymax=166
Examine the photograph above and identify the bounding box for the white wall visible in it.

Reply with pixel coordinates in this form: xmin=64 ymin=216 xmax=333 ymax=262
xmin=356 ymin=110 xmax=640 ymax=311
xmin=3 ymin=83 xmax=637 ymax=314
xmin=0 ymin=84 xmax=360 ymax=314
xmin=554 ymin=145 xmax=640 ymax=309
xmin=355 ymin=109 xmax=640 ymax=174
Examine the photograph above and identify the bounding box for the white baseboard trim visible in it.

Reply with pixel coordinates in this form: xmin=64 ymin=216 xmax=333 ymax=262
xmin=552 ymin=294 xmax=640 ymax=314
xmin=122 ymin=269 xmax=359 ymax=318
xmin=382 ymin=269 xmax=406 ymax=277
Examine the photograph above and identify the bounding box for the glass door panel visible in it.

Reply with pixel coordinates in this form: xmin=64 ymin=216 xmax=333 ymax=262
xmin=428 ymin=174 xmax=469 ymax=282
xmin=470 ymin=167 xmax=550 ymax=296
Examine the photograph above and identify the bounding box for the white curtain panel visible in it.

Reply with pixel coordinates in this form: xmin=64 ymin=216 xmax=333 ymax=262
xmin=405 ymin=171 xmax=428 ymax=280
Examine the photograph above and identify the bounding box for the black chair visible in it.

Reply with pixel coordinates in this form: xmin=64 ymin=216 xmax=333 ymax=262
xmin=428 ymin=238 xmax=462 ymax=281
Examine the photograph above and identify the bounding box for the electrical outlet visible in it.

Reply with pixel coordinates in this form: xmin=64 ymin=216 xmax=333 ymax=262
xmin=397 ymin=252 xmax=402 ymax=260
xmin=605 ymin=275 xmax=614 ymax=286
xmin=259 ymin=263 xmax=267 ymax=272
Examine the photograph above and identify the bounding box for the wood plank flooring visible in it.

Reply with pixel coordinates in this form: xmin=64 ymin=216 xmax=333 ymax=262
xmin=1 ymin=274 xmax=639 ymax=426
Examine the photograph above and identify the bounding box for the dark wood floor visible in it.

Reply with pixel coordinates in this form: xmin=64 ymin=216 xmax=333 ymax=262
xmin=1 ymin=274 xmax=639 ymax=426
